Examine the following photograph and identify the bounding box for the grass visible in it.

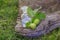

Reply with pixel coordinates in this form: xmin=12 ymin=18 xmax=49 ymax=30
xmin=0 ymin=0 xmax=60 ymax=40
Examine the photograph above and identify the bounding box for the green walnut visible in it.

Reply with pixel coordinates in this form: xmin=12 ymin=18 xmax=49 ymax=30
xmin=34 ymin=19 xmax=40 ymax=24
xmin=29 ymin=23 xmax=36 ymax=30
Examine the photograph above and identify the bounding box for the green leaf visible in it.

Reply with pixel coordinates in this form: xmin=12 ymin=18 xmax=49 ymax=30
xmin=35 ymin=12 xmax=46 ymax=20
xmin=39 ymin=13 xmax=46 ymax=20
xmin=26 ymin=21 xmax=31 ymax=28
xmin=27 ymin=7 xmax=35 ymax=17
